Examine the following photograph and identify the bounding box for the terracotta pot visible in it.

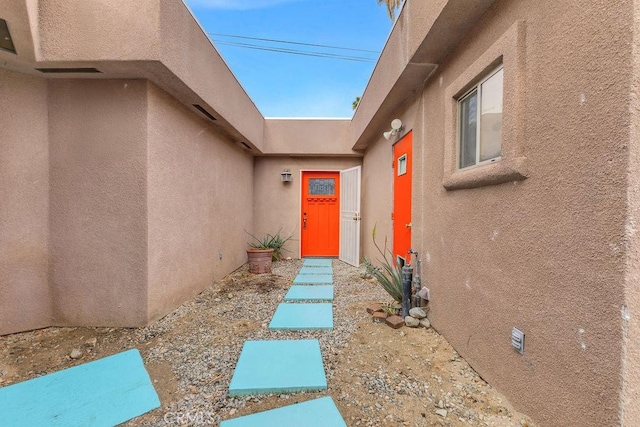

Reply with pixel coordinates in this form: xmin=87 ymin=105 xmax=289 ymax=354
xmin=247 ymin=248 xmax=274 ymax=274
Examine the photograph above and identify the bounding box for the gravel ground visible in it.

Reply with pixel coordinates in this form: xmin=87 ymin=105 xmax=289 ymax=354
xmin=0 ymin=260 xmax=535 ymax=426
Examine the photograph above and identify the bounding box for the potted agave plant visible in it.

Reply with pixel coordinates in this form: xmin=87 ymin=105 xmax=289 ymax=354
xmin=246 ymin=229 xmax=293 ymax=274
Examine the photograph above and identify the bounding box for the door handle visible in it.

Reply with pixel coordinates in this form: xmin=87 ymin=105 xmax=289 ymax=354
xmin=405 ymin=223 xmax=412 ymax=228
xmin=303 ymin=217 xmax=307 ymax=229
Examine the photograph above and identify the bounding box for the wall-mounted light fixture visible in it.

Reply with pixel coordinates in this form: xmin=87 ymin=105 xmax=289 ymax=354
xmin=281 ymin=168 xmax=293 ymax=183
xmin=383 ymin=119 xmax=404 ymax=141
xmin=0 ymin=19 xmax=17 ymax=54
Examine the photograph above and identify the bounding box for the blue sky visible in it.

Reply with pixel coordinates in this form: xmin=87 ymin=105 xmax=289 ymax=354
xmin=185 ymin=0 xmax=395 ymax=118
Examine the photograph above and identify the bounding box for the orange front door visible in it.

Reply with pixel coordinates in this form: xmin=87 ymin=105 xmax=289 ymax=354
xmin=393 ymin=132 xmax=412 ymax=262
xmin=301 ymin=171 xmax=340 ymax=257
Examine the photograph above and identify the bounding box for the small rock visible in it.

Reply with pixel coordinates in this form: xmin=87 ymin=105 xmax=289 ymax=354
xmin=85 ymin=337 xmax=97 ymax=347
xmin=409 ymin=307 xmax=427 ymax=319
xmin=435 ymin=409 xmax=448 ymax=418
xmin=214 ymin=298 xmax=221 ymax=302
xmin=70 ymin=349 xmax=82 ymax=359
xmin=417 ymin=287 xmax=430 ymax=300
xmin=229 ymin=408 xmax=236 ymax=416
xmin=385 ymin=315 xmax=404 ymax=329
xmin=227 ymin=293 xmax=234 ymax=299
xmin=405 ymin=316 xmax=420 ymax=327
xmin=366 ymin=303 xmax=383 ymax=314
xmin=420 ymin=318 xmax=431 ymax=328
xmin=372 ymin=312 xmax=388 ymax=323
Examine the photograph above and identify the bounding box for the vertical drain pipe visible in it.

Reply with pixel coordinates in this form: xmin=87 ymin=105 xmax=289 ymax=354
xmin=409 ymin=249 xmax=421 ymax=307
xmin=401 ymin=264 xmax=413 ymax=317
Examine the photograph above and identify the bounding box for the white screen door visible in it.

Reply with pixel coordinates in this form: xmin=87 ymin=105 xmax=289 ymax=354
xmin=339 ymin=166 xmax=361 ymax=266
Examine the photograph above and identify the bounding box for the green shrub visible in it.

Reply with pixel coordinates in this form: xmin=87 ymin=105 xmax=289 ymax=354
xmin=363 ymin=224 xmax=403 ymax=302
xmin=247 ymin=228 xmax=293 ymax=261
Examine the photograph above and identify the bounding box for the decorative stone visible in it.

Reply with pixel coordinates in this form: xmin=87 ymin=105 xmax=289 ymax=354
xmin=385 ymin=315 xmax=404 ymax=329
xmin=417 ymin=287 xmax=430 ymax=300
xmin=372 ymin=312 xmax=388 ymax=323
xmin=85 ymin=337 xmax=97 ymax=347
xmin=420 ymin=318 xmax=431 ymax=328
xmin=366 ymin=303 xmax=383 ymax=314
xmin=409 ymin=307 xmax=427 ymax=319
xmin=70 ymin=349 xmax=82 ymax=359
xmin=435 ymin=409 xmax=448 ymax=417
xmin=405 ymin=316 xmax=420 ymax=327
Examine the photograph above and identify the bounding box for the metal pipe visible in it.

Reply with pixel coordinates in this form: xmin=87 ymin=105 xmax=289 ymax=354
xmin=401 ymin=264 xmax=413 ymax=317
xmin=408 ymin=249 xmax=421 ymax=307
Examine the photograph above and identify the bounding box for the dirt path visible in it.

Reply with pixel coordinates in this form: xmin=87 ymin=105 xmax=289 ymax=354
xmin=0 ymin=260 xmax=534 ymax=426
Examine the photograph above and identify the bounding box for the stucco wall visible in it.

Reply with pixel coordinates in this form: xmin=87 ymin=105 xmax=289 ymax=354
xmin=146 ymin=83 xmax=254 ymax=320
xmin=404 ymin=1 xmax=632 ymax=425
xmin=621 ymin=1 xmax=640 ymax=422
xmin=48 ymin=79 xmax=149 ymax=327
xmin=253 ymin=157 xmax=362 ymax=258
xmin=263 ymin=119 xmax=357 ymax=156
xmin=0 ymin=70 xmax=51 ymax=335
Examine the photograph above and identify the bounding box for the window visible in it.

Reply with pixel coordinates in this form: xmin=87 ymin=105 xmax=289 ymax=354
xmin=397 ymin=154 xmax=407 ymax=176
xmin=308 ymin=178 xmax=335 ymax=195
xmin=442 ymin=21 xmax=527 ymax=190
xmin=458 ymin=66 xmax=503 ymax=169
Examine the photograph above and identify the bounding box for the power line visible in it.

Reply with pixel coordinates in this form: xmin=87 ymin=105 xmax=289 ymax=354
xmin=208 ymin=32 xmax=379 ymax=54
xmin=213 ymin=40 xmax=376 ymax=63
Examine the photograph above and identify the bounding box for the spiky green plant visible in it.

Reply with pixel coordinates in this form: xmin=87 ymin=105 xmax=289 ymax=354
xmin=247 ymin=228 xmax=293 ymax=261
xmin=363 ymin=223 xmax=403 ymax=302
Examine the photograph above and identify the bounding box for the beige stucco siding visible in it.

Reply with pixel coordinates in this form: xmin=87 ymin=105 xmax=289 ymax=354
xmin=406 ymin=1 xmax=632 ymax=425
xmin=621 ymin=0 xmax=640 ymax=422
xmin=146 ymin=82 xmax=254 ymax=321
xmin=48 ymin=79 xmax=149 ymax=328
xmin=0 ymin=70 xmax=51 ymax=335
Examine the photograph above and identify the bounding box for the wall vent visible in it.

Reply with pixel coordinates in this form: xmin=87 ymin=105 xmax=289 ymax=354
xmin=193 ymin=104 xmax=217 ymax=121
xmin=511 ymin=327 xmax=525 ymax=354
xmin=35 ymin=67 xmax=101 ymax=74
xmin=0 ymin=18 xmax=16 ymax=54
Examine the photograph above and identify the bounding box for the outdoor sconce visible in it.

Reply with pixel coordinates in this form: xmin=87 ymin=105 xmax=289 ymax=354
xmin=383 ymin=119 xmax=404 ymax=141
xmin=281 ymin=168 xmax=293 ymax=183
xmin=0 ymin=19 xmax=17 ymax=54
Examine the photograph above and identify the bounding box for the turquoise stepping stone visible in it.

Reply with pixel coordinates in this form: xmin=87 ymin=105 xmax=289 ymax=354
xmin=284 ymin=285 xmax=334 ymax=301
xmin=228 ymin=340 xmax=327 ymax=396
xmin=298 ymin=266 xmax=333 ymax=275
xmin=293 ymin=274 xmax=333 ymax=285
xmin=0 ymin=349 xmax=160 ymax=427
xmin=302 ymin=258 xmax=333 ymax=267
xmin=269 ymin=303 xmax=333 ymax=330
xmin=220 ymin=396 xmax=347 ymax=427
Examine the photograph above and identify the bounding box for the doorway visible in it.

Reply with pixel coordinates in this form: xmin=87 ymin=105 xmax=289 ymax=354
xmin=393 ymin=131 xmax=412 ymax=262
xmin=301 ymin=171 xmax=340 ymax=257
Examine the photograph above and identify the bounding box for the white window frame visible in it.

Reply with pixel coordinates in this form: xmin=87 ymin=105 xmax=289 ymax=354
xmin=457 ymin=65 xmax=504 ymax=171
xmin=397 ymin=154 xmax=407 ymax=176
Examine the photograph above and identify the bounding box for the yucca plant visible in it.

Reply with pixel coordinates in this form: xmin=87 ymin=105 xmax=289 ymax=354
xmin=363 ymin=223 xmax=403 ymax=302
xmin=246 ymin=228 xmax=293 ymax=261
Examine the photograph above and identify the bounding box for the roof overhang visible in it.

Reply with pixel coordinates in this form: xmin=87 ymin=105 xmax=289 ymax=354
xmin=350 ymin=0 xmax=498 ymax=150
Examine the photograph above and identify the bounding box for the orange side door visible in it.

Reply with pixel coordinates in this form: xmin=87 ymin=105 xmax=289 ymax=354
xmin=301 ymin=172 xmax=340 ymax=257
xmin=393 ymin=132 xmax=412 ymax=262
